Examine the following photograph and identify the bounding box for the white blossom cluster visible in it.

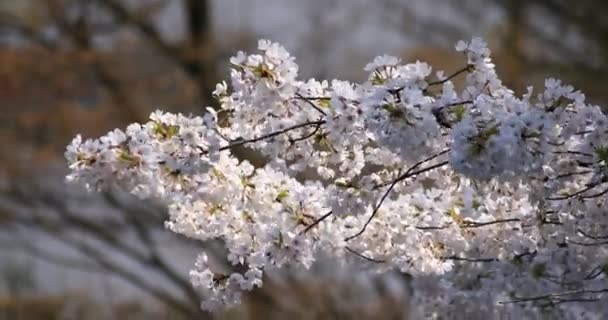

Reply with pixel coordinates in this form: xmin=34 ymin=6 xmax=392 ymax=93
xmin=65 ymin=38 xmax=608 ymax=318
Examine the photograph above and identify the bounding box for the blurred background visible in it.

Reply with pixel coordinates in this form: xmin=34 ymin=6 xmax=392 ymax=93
xmin=1 ymin=0 xmax=607 ymax=319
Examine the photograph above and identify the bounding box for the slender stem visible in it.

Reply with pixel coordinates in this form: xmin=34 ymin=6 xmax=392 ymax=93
xmin=345 ymin=247 xmax=386 ymax=263
xmin=289 ymin=123 xmax=322 ymax=145
xmin=345 ymin=174 xmax=400 ymax=242
xmin=219 ymin=120 xmax=326 ymax=151
xmin=374 ymin=150 xmax=450 ymax=189
xmin=554 ymin=170 xmax=593 ymax=180
xmin=567 ymin=239 xmax=608 ymax=247
xmin=461 ymin=218 xmax=521 ymax=228
xmin=577 ymin=228 xmax=608 ymax=240
xmin=294 ymin=93 xmax=328 ymax=116
xmin=545 ymin=183 xmax=598 ymax=201
xmin=427 ymin=64 xmax=473 ymax=87
xmin=300 ymin=211 xmax=333 ymax=235
xmin=377 ymin=160 xmax=450 ymax=189
xmin=347 ymin=159 xmax=450 ymax=241
xmin=441 ymin=255 xmax=498 ymax=263
xmin=581 ymin=187 xmax=608 ymax=199
xmin=500 ymin=288 xmax=608 ymax=305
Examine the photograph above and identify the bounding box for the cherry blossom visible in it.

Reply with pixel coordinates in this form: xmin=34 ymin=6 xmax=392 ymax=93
xmin=66 ymin=38 xmax=608 ymax=318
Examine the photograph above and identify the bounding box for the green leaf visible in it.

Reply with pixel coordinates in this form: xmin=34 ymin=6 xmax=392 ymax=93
xmin=447 ymin=206 xmax=465 ymax=226
xmin=470 ymin=124 xmax=500 ymax=155
xmin=209 ymin=204 xmax=224 ymax=215
xmin=453 ymin=104 xmax=467 ymax=122
xmin=153 ymin=122 xmax=180 ymax=139
xmin=241 ymin=176 xmax=255 ymax=189
xmin=382 ymin=102 xmax=404 ymax=119
xmin=596 ymin=147 xmax=608 ymax=164
xmin=118 ymin=150 xmax=140 ymax=166
xmin=275 ymin=189 xmax=289 ymax=202
xmin=318 ymin=99 xmax=331 ymax=109
xmin=212 ymin=168 xmax=226 ymax=181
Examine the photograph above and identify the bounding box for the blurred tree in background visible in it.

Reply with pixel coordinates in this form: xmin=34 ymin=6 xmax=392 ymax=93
xmin=0 ymin=1 xmax=241 ymax=318
xmin=0 ymin=0 xmax=256 ymax=171
xmin=0 ymin=0 xmax=606 ymax=319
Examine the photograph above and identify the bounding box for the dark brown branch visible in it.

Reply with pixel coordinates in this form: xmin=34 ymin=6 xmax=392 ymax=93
xmin=219 ymin=120 xmax=326 ymax=151
xmin=416 ymin=218 xmax=520 ymax=231
xmin=461 ymin=218 xmax=521 ymax=228
xmin=415 ymin=225 xmax=450 ymax=230
xmin=554 ymin=170 xmax=593 ymax=180
xmin=300 ymin=211 xmax=333 ymax=235
xmin=296 ymin=96 xmax=331 ymax=101
xmin=577 ymin=228 xmax=608 ymax=240
xmin=347 ymin=158 xmax=450 ymax=241
xmin=345 ymin=246 xmax=386 ymax=263
xmin=441 ymin=255 xmax=498 ymax=263
xmin=499 ymin=288 xmax=608 ymax=305
xmin=375 ymin=150 xmax=450 ymax=189
xmin=550 ymin=297 xmax=601 ymax=304
xmin=294 ymin=93 xmax=327 ymax=116
xmin=427 ymin=64 xmax=473 ymax=87
xmin=567 ymin=239 xmax=608 ymax=247
xmin=584 ymin=265 xmax=604 ymax=280
xmin=345 ymin=175 xmax=398 ymax=242
xmin=375 ymin=160 xmax=450 ymax=189
xmin=438 ymin=100 xmax=474 ymax=108
xmin=289 ymin=123 xmax=323 ymax=145
xmin=545 ymin=183 xmax=599 ymax=201
xmin=581 ymin=187 xmax=608 ymax=199
xmin=553 ymin=151 xmax=594 ymax=157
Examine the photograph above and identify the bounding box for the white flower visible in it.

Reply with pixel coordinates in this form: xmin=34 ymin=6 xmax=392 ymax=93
xmin=258 ymin=39 xmax=272 ymax=51
xmin=213 ymin=81 xmax=227 ymax=97
xmin=455 ymin=40 xmax=468 ymax=52
xmin=65 ymin=134 xmax=82 ymax=163
xmin=229 ymin=51 xmax=246 ymax=65
xmin=364 ymin=54 xmax=401 ymax=72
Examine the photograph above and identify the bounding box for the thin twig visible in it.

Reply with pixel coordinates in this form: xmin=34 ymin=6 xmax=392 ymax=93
xmin=289 ymin=123 xmax=322 ymax=145
xmin=374 ymin=150 xmax=450 ymax=189
xmin=545 ymin=184 xmax=598 ymax=201
xmin=567 ymin=239 xmax=608 ymax=247
xmin=553 ymin=151 xmax=593 ymax=157
xmin=300 ymin=211 xmax=333 ymax=235
xmin=427 ymin=64 xmax=473 ymax=87
xmin=584 ymin=265 xmax=604 ymax=280
xmin=441 ymin=255 xmax=498 ymax=263
xmin=219 ymin=120 xmax=326 ymax=151
xmin=347 ymin=159 xmax=450 ymax=241
xmin=581 ymin=187 xmax=608 ymax=199
xmin=577 ymin=228 xmax=608 ymax=240
xmin=554 ymin=170 xmax=593 ymax=180
xmin=294 ymin=93 xmax=328 ymax=116
xmin=461 ymin=218 xmax=521 ymax=228
xmin=345 ymin=246 xmax=386 ymax=263
xmin=383 ymin=160 xmax=449 ymax=188
xmin=415 ymin=225 xmax=450 ymax=230
xmin=499 ymin=288 xmax=608 ymax=305
xmin=345 ymin=176 xmax=399 ymax=242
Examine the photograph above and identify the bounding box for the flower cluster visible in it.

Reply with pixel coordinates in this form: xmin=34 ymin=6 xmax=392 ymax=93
xmin=66 ymin=38 xmax=608 ymax=318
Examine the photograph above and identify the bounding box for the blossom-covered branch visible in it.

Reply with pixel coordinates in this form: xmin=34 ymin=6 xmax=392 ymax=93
xmin=65 ymin=38 xmax=608 ymax=318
